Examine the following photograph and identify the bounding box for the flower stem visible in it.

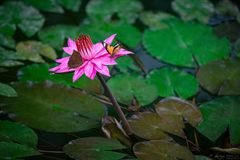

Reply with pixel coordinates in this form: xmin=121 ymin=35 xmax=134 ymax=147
xmin=97 ymin=73 xmax=133 ymax=135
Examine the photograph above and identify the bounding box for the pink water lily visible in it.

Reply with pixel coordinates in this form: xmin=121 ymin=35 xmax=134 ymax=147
xmin=49 ymin=34 xmax=132 ymax=81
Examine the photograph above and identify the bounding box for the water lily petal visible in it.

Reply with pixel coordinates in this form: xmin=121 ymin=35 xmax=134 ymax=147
xmin=104 ymin=34 xmax=117 ymax=44
xmin=89 ymin=69 xmax=97 ymax=80
xmin=94 ymin=42 xmax=104 ymax=54
xmin=117 ymin=49 xmax=133 ymax=57
xmin=63 ymin=47 xmax=73 ymax=55
xmin=84 ymin=61 xmax=94 ymax=78
xmin=91 ymin=58 xmax=103 ymax=69
xmin=73 ymin=68 xmax=84 ymax=82
xmin=68 ymin=38 xmax=77 ymax=50
xmin=55 ymin=57 xmax=70 ymax=63
xmin=101 ymin=56 xmax=117 ymax=65
xmin=96 ymin=65 xmax=110 ymax=77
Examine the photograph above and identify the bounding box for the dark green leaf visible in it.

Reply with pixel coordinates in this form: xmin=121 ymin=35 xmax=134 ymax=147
xmin=18 ymin=63 xmax=101 ymax=94
xmin=58 ymin=0 xmax=82 ymax=11
xmin=197 ymin=96 xmax=240 ymax=144
xmin=115 ymin=56 xmax=140 ymax=73
xmin=147 ymin=68 xmax=198 ymax=98
xmin=197 ymin=58 xmax=240 ymax=95
xmin=16 ymin=41 xmax=57 ymax=63
xmin=172 ymin=0 xmax=214 ymax=23
xmin=0 ymin=83 xmax=17 ymax=97
xmin=133 ymin=140 xmax=194 ymax=160
xmin=80 ymin=21 xmax=141 ymax=48
xmin=0 ymin=121 xmax=37 ymax=147
xmin=38 ymin=25 xmax=80 ymax=49
xmin=143 ymin=21 xmax=230 ymax=67
xmin=0 ymin=1 xmax=44 ymax=37
xmin=107 ymin=74 xmax=158 ymax=106
xmin=86 ymin=0 xmax=142 ymax=24
xmin=0 ymin=33 xmax=15 ymax=48
xmin=155 ymin=97 xmax=202 ymax=126
xmin=1 ymin=82 xmax=105 ymax=133
xmin=0 ymin=141 xmax=40 ymax=159
xmin=63 ymin=137 xmax=127 ymax=160
xmin=128 ymin=112 xmax=185 ymax=140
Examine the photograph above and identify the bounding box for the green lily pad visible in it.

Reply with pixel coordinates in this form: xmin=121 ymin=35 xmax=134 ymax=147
xmin=197 ymin=58 xmax=240 ymax=95
xmin=23 ymin=0 xmax=82 ymax=13
xmin=80 ymin=21 xmax=141 ymax=48
xmin=133 ymin=140 xmax=194 ymax=160
xmin=128 ymin=112 xmax=185 ymax=140
xmin=0 ymin=33 xmax=15 ymax=48
xmin=143 ymin=21 xmax=230 ymax=67
xmin=115 ymin=56 xmax=140 ymax=73
xmin=63 ymin=137 xmax=127 ymax=160
xmin=86 ymin=0 xmax=142 ymax=24
xmin=172 ymin=0 xmax=214 ymax=24
xmin=155 ymin=97 xmax=202 ymax=126
xmin=139 ymin=11 xmax=178 ymax=30
xmin=0 ymin=121 xmax=37 ymax=147
xmin=0 ymin=141 xmax=40 ymax=159
xmin=0 ymin=1 xmax=44 ymax=37
xmin=16 ymin=41 xmax=57 ymax=63
xmin=0 ymin=47 xmax=24 ymax=67
xmin=107 ymin=74 xmax=158 ymax=106
xmin=38 ymin=25 xmax=80 ymax=49
xmin=1 ymin=82 xmax=105 ymax=133
xmin=197 ymin=96 xmax=240 ymax=144
xmin=0 ymin=83 xmax=17 ymax=97
xmin=18 ymin=63 xmax=101 ymax=94
xmin=147 ymin=68 xmax=198 ymax=98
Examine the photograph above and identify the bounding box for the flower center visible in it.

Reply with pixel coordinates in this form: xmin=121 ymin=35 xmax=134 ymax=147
xmin=75 ymin=35 xmax=94 ymax=59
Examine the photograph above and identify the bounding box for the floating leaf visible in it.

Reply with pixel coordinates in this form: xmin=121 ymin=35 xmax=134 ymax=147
xmin=107 ymin=74 xmax=158 ymax=106
xmin=197 ymin=59 xmax=240 ymax=95
xmin=0 ymin=47 xmax=25 ymax=67
xmin=63 ymin=137 xmax=127 ymax=160
xmin=23 ymin=0 xmax=82 ymax=13
xmin=0 ymin=121 xmax=37 ymax=147
xmin=86 ymin=0 xmax=142 ymax=24
xmin=115 ymin=56 xmax=140 ymax=73
xmin=0 ymin=141 xmax=40 ymax=159
xmin=1 ymin=82 xmax=104 ymax=133
xmin=143 ymin=21 xmax=230 ymax=67
xmin=16 ymin=41 xmax=57 ymax=63
xmin=139 ymin=11 xmax=177 ymax=30
xmin=155 ymin=97 xmax=202 ymax=126
xmin=0 ymin=1 xmax=44 ymax=37
xmin=38 ymin=25 xmax=80 ymax=49
xmin=80 ymin=21 xmax=141 ymax=48
xmin=147 ymin=68 xmax=198 ymax=98
xmin=128 ymin=112 xmax=185 ymax=140
xmin=197 ymin=96 xmax=240 ymax=144
xmin=0 ymin=33 xmax=15 ymax=48
xmin=18 ymin=63 xmax=101 ymax=93
xmin=172 ymin=0 xmax=214 ymax=23
xmin=0 ymin=83 xmax=17 ymax=97
xmin=133 ymin=140 xmax=194 ymax=160
xmin=195 ymin=155 xmax=213 ymax=160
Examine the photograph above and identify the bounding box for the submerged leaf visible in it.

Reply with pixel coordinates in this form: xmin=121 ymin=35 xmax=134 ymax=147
xmin=63 ymin=137 xmax=127 ymax=160
xmin=107 ymin=74 xmax=158 ymax=106
xmin=0 ymin=121 xmax=37 ymax=147
xmin=1 ymin=82 xmax=105 ymax=133
xmin=147 ymin=68 xmax=198 ymax=98
xmin=143 ymin=21 xmax=230 ymax=67
xmin=133 ymin=140 xmax=194 ymax=160
xmin=172 ymin=0 xmax=214 ymax=23
xmin=155 ymin=97 xmax=202 ymax=126
xmin=128 ymin=112 xmax=185 ymax=140
xmin=197 ymin=58 xmax=240 ymax=95
xmin=197 ymin=96 xmax=240 ymax=144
